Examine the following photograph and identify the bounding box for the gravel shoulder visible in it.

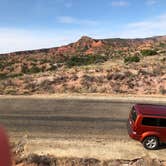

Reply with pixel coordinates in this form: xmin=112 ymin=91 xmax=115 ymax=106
xmin=12 ymin=136 xmax=166 ymax=161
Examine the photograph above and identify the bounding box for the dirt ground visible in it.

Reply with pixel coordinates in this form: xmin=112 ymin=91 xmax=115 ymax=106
xmin=11 ymin=136 xmax=166 ymax=166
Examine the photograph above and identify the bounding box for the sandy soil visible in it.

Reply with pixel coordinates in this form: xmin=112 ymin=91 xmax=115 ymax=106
xmin=11 ymin=137 xmax=166 ymax=166
xmin=11 ymin=136 xmax=166 ymax=161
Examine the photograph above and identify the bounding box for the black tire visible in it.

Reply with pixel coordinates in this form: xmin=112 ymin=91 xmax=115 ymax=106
xmin=143 ymin=136 xmax=159 ymax=150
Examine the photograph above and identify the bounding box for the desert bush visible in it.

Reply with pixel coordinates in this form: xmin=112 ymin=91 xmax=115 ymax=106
xmin=124 ymin=55 xmax=140 ymax=63
xmin=0 ymin=73 xmax=7 ymax=79
xmin=21 ymin=65 xmax=29 ymax=73
xmin=5 ymin=88 xmax=17 ymax=95
xmin=0 ymin=63 xmax=4 ymax=70
xmin=141 ymin=49 xmax=157 ymax=56
xmin=28 ymin=57 xmax=38 ymax=62
xmin=160 ymin=87 xmax=166 ymax=95
xmin=40 ymin=59 xmax=51 ymax=64
xmin=8 ymin=73 xmax=23 ymax=78
xmin=66 ymin=54 xmax=108 ymax=67
xmin=22 ymin=65 xmax=39 ymax=74
xmin=161 ymin=57 xmax=166 ymax=62
xmin=159 ymin=42 xmax=166 ymax=48
xmin=0 ymin=73 xmax=23 ymax=80
xmin=28 ymin=66 xmax=41 ymax=74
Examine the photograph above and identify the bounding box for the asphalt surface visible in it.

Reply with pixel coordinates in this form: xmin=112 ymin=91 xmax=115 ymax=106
xmin=0 ymin=97 xmax=166 ymax=160
xmin=0 ymin=99 xmax=132 ymax=140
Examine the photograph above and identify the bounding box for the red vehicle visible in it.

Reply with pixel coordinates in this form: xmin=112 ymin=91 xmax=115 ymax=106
xmin=127 ymin=104 xmax=166 ymax=150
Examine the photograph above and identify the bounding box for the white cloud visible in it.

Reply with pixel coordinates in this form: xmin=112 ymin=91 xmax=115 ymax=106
xmin=57 ymin=16 xmax=76 ymax=24
xmin=0 ymin=28 xmax=72 ymax=54
xmin=117 ymin=13 xmax=166 ymax=38
xmin=111 ymin=1 xmax=130 ymax=7
xmin=57 ymin=16 xmax=99 ymax=26
xmin=128 ymin=14 xmax=166 ymax=30
xmin=146 ymin=0 xmax=158 ymax=5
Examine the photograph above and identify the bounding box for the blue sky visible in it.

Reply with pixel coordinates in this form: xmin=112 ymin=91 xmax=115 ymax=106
xmin=0 ymin=0 xmax=166 ymax=53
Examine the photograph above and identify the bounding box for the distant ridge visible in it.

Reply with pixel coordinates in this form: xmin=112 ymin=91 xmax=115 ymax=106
xmin=1 ymin=35 xmax=166 ymax=56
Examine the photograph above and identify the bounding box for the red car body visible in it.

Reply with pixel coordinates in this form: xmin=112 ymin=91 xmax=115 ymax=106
xmin=127 ymin=104 xmax=166 ymax=149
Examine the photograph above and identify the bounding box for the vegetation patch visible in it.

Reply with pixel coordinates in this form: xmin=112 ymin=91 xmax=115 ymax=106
xmin=159 ymin=42 xmax=166 ymax=48
xmin=28 ymin=66 xmax=41 ymax=74
xmin=66 ymin=54 xmax=108 ymax=67
xmin=124 ymin=55 xmax=140 ymax=63
xmin=0 ymin=73 xmax=7 ymax=79
xmin=0 ymin=73 xmax=23 ymax=79
xmin=141 ymin=49 xmax=157 ymax=56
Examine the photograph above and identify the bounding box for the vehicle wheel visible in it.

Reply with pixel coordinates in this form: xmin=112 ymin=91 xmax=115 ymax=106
xmin=143 ymin=136 xmax=159 ymax=150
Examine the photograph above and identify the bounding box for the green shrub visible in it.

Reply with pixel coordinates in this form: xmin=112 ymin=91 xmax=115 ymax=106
xmin=40 ymin=59 xmax=51 ymax=64
xmin=0 ymin=73 xmax=23 ymax=79
xmin=159 ymin=42 xmax=166 ymax=48
xmin=0 ymin=63 xmax=4 ymax=70
xmin=28 ymin=58 xmax=38 ymax=62
xmin=22 ymin=65 xmax=43 ymax=74
xmin=8 ymin=73 xmax=23 ymax=78
xmin=66 ymin=55 xmax=108 ymax=67
xmin=28 ymin=66 xmax=41 ymax=74
xmin=21 ymin=65 xmax=29 ymax=74
xmin=124 ymin=55 xmax=140 ymax=63
xmin=161 ymin=57 xmax=166 ymax=62
xmin=0 ymin=73 xmax=7 ymax=79
xmin=5 ymin=88 xmax=17 ymax=95
xmin=141 ymin=49 xmax=157 ymax=56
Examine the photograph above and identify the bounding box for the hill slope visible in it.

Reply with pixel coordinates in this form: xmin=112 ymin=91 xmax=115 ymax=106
xmin=0 ymin=35 xmax=166 ymax=95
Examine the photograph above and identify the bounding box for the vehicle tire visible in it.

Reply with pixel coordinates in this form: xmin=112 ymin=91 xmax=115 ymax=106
xmin=143 ymin=136 xmax=159 ymax=150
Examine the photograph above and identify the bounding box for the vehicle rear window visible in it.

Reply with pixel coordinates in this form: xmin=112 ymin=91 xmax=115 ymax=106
xmin=159 ymin=118 xmax=166 ymax=127
xmin=142 ymin=118 xmax=159 ymax=126
xmin=142 ymin=118 xmax=166 ymax=127
xmin=130 ymin=107 xmax=137 ymax=122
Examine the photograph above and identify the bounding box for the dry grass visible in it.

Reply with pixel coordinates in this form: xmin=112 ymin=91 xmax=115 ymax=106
xmin=13 ymin=154 xmax=165 ymax=166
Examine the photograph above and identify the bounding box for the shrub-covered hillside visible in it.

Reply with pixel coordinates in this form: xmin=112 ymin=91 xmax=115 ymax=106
xmin=0 ymin=35 xmax=166 ymax=95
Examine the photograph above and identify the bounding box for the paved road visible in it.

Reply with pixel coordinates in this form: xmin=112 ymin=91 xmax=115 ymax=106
xmin=0 ymin=97 xmax=166 ymax=160
xmin=0 ymin=98 xmax=132 ymax=140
